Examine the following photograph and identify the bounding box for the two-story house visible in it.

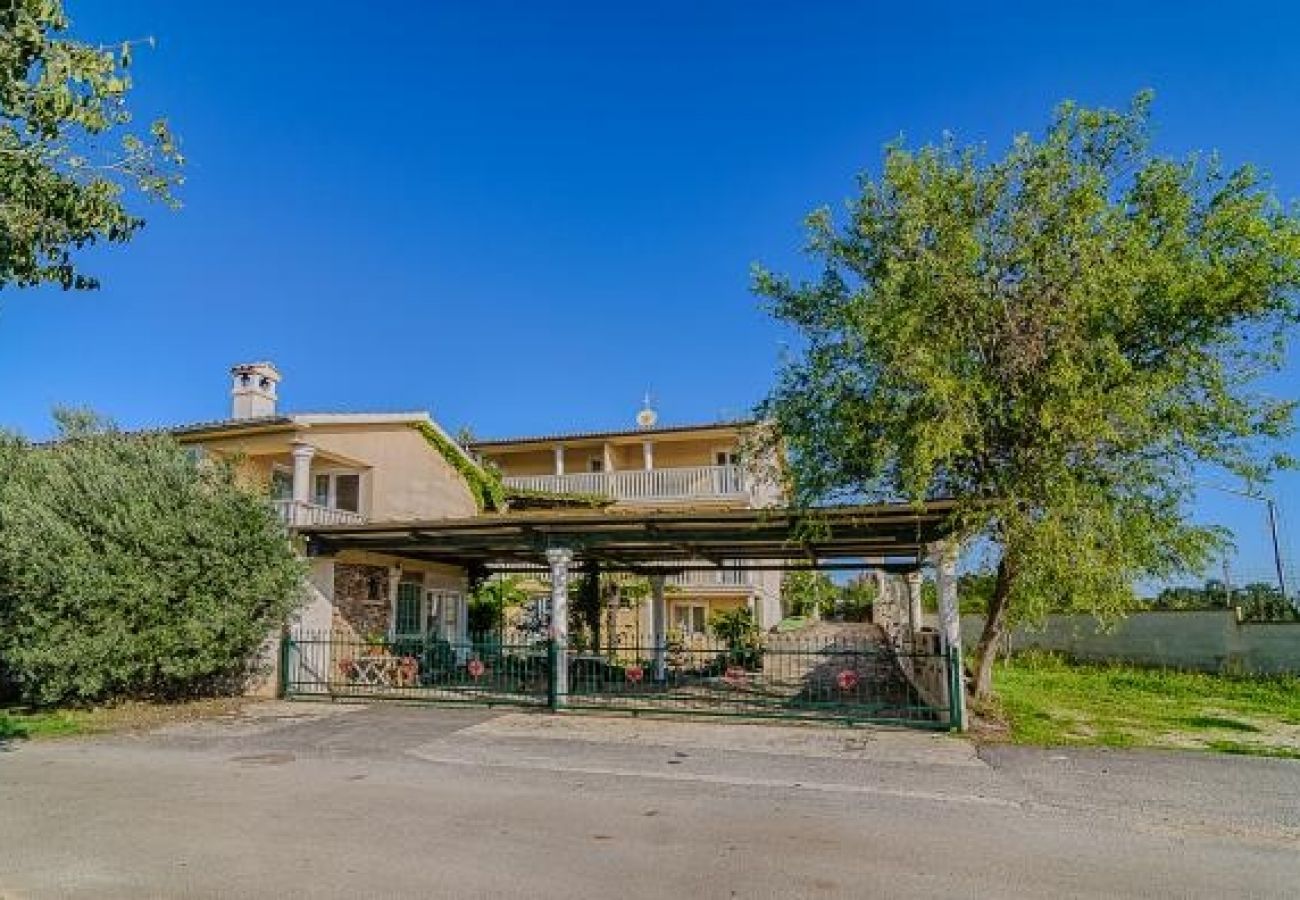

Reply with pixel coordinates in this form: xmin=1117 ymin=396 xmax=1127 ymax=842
xmin=173 ymin=362 xmax=781 ymax=651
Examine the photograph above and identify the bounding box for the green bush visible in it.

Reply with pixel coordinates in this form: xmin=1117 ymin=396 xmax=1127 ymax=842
xmin=0 ymin=411 xmax=304 ymax=706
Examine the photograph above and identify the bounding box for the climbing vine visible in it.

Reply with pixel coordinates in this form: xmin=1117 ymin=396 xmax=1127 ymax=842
xmin=409 ymin=421 xmax=507 ymax=512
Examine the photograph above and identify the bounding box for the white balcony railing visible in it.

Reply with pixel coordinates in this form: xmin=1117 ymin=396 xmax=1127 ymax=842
xmin=274 ymin=499 xmax=366 ymax=528
xmin=503 ymin=464 xmax=746 ymax=503
xmin=667 ymin=568 xmax=754 ymax=589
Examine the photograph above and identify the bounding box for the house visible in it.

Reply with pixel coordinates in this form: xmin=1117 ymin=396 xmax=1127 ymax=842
xmin=174 ymin=362 xmax=482 ymax=647
xmin=174 ymin=362 xmax=782 ymax=650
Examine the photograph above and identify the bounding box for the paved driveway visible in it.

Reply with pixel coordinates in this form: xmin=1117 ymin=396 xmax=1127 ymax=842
xmin=2 ymin=702 xmax=1297 ymax=898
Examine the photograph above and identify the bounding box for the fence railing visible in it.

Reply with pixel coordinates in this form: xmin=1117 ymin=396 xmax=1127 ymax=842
xmin=274 ymin=500 xmax=367 ymax=527
xmin=282 ymin=628 xmax=954 ymax=727
xmin=503 ymin=465 xmax=747 ymax=502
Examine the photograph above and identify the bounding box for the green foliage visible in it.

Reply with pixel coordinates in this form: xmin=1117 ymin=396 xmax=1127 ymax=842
xmin=468 ymin=576 xmax=529 ymax=633
xmin=1146 ymin=579 xmax=1297 ymax=622
xmin=0 ymin=410 xmax=304 ymax=706
xmin=781 ymin=570 xmax=837 ymax=618
xmin=838 ymin=576 xmax=878 ymax=622
xmin=502 ymin=486 xmax=613 ymax=510
xmin=756 ymin=92 xmax=1300 ymax=693
xmin=1 ymin=1 xmax=182 ymax=291
xmin=409 ymin=421 xmax=507 ymax=512
xmin=708 ymin=605 xmax=755 ymax=645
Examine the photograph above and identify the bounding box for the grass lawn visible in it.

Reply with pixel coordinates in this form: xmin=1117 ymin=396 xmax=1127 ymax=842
xmin=984 ymin=651 xmax=1300 ymax=758
xmin=0 ymin=697 xmax=250 ymax=743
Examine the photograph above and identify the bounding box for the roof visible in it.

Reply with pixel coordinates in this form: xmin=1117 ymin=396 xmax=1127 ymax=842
xmin=469 ymin=419 xmax=756 ymax=450
xmin=168 ymin=410 xmax=485 ymax=477
xmin=169 ymin=411 xmax=433 ymax=438
xmin=300 ymin=501 xmax=959 ymax=573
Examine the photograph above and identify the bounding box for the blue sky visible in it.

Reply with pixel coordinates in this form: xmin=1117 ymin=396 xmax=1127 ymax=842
xmin=2 ymin=1 xmax=1297 ymax=586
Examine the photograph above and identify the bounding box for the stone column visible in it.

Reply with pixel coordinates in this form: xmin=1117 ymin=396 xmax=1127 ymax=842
xmin=547 ymin=547 xmax=573 ymax=704
xmin=930 ymin=541 xmax=967 ymax=731
xmin=904 ymin=570 xmax=923 ymax=645
xmin=290 ymin=441 xmax=315 ymax=505
xmin=649 ymin=573 xmax=667 ymax=682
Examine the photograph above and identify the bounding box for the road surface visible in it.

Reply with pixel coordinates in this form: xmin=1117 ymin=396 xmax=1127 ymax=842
xmin=2 ymin=703 xmax=1297 ymax=898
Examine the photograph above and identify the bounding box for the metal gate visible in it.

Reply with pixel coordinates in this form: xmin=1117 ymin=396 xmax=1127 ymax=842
xmin=282 ymin=629 xmax=957 ymax=728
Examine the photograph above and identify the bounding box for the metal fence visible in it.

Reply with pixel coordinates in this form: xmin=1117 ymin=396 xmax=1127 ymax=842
xmin=282 ymin=629 xmax=956 ymax=728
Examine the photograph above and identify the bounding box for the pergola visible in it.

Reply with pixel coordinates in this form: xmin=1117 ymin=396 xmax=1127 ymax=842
xmin=300 ymin=501 xmax=959 ymax=573
xmin=300 ymin=501 xmax=967 ymax=726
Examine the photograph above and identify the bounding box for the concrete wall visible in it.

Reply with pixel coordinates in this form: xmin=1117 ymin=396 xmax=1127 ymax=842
xmin=961 ymin=610 xmax=1300 ymax=674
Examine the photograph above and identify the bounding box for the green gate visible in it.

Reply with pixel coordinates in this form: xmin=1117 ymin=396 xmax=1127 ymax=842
xmin=282 ymin=629 xmax=957 ymax=728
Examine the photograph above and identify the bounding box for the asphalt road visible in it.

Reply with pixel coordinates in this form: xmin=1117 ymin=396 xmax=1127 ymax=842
xmin=2 ymin=703 xmax=1298 ymax=899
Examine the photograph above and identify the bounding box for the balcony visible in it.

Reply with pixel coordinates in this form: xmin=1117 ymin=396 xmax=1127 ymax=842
xmin=275 ymin=499 xmax=366 ymax=528
xmin=502 ymin=464 xmax=746 ymax=504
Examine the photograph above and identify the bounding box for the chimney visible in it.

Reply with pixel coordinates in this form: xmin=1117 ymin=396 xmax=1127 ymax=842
xmin=230 ymin=362 xmax=281 ymax=420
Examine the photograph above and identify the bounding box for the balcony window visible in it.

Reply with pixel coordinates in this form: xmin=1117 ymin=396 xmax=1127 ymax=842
xmin=312 ymin=471 xmax=361 ymax=513
xmin=715 ymin=450 xmax=739 ymax=467
xmin=673 ymin=603 xmax=708 ymax=636
xmin=270 ymin=467 xmax=293 ymax=501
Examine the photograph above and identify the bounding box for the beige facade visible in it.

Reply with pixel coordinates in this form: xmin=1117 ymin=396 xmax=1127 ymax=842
xmin=178 ymin=415 xmax=478 ymax=527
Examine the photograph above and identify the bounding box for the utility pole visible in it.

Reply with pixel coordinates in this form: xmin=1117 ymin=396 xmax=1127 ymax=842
xmin=1265 ymin=497 xmax=1290 ymax=606
xmin=1199 ymin=483 xmax=1292 ymax=609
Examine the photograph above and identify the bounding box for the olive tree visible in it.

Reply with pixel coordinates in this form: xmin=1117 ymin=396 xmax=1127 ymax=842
xmin=0 ymin=411 xmax=303 ymax=705
xmin=756 ymin=93 xmax=1300 ymax=698
xmin=2 ymin=0 xmax=181 ymax=292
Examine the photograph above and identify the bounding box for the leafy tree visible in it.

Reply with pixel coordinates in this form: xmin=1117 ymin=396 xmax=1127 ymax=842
xmin=781 ymin=570 xmax=836 ymax=618
xmin=0 ymin=411 xmax=303 ymax=705
xmin=1 ymin=0 xmax=182 ymax=292
xmin=467 ymin=575 xmax=528 ymax=633
xmin=756 ymin=93 xmax=1300 ymax=697
xmin=838 ymin=575 xmax=878 ymax=622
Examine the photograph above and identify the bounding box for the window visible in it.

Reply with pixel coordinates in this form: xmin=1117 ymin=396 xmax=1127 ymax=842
xmin=715 ymin=450 xmax=740 ymax=467
xmin=673 ymin=603 xmax=708 ymax=636
xmin=588 ymin=457 xmax=604 ymax=473
xmin=394 ymin=581 xmax=424 ymax=636
xmin=311 ymin=471 xmax=362 ymax=512
xmin=270 ymin=467 xmax=293 ymax=501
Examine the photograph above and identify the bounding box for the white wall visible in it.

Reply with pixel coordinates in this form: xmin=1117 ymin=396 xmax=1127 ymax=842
xmin=961 ymin=609 xmax=1300 ymax=674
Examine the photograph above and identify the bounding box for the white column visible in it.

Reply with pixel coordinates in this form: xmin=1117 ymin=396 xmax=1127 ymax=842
xmin=650 ymin=573 xmax=667 ymax=681
xmin=904 ymin=570 xmax=923 ymax=643
xmin=553 ymin=444 xmax=565 ymax=476
xmin=930 ymin=541 xmax=967 ymax=730
xmin=290 ymin=441 xmax=315 ymax=505
xmin=547 ymin=547 xmax=573 ymax=704
xmin=642 ymin=439 xmax=654 ymax=471
xmin=602 ymin=441 xmax=615 ymax=473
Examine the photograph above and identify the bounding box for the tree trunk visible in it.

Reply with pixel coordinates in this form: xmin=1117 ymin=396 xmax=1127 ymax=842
xmin=972 ymin=556 xmax=1014 ymax=699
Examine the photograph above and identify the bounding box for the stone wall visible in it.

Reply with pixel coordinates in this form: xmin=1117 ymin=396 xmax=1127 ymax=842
xmin=961 ymin=609 xmax=1300 ymax=674
xmin=332 ymin=563 xmax=392 ymax=638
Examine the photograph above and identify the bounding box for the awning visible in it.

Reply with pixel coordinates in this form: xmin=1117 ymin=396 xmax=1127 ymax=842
xmin=300 ymin=501 xmax=958 ymax=574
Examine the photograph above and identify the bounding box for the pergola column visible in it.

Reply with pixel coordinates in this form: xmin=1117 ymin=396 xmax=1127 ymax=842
xmin=930 ymin=541 xmax=967 ymax=730
xmin=546 ymin=547 xmax=573 ymax=705
xmin=649 ymin=573 xmax=667 ymax=682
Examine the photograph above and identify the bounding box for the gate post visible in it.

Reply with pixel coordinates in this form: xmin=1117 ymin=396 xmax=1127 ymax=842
xmin=277 ymin=630 xmax=291 ymax=699
xmin=546 ymin=547 xmax=573 ymax=709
